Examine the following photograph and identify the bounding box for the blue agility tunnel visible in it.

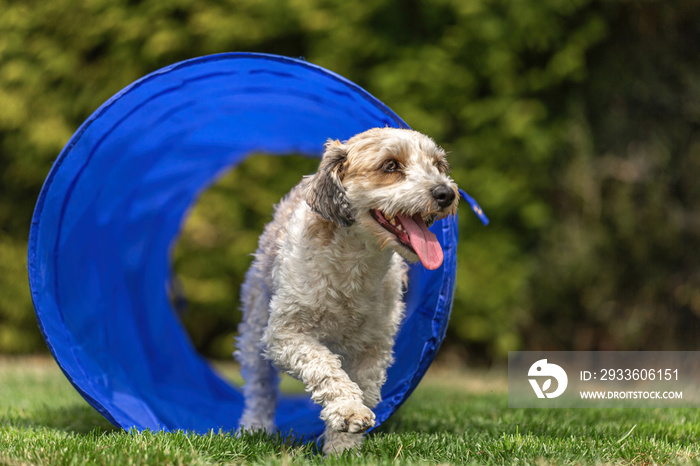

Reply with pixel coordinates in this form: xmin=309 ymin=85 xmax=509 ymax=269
xmin=27 ymin=53 xmax=469 ymax=438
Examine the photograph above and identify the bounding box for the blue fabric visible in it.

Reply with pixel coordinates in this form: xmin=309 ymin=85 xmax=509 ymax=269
xmin=27 ymin=53 xmax=460 ymax=438
xmin=459 ymin=188 xmax=489 ymax=226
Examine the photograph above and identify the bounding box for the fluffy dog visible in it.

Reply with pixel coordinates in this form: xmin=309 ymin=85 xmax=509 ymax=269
xmin=234 ymin=127 xmax=459 ymax=455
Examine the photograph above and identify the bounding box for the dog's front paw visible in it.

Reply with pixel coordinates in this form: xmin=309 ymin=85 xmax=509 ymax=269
xmin=321 ymin=398 xmax=375 ymax=433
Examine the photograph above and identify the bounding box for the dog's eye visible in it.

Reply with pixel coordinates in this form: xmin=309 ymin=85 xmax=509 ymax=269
xmin=382 ymin=159 xmax=400 ymax=173
xmin=436 ymin=159 xmax=450 ymax=174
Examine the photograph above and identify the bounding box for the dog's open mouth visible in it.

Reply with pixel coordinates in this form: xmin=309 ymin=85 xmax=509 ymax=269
xmin=370 ymin=210 xmax=444 ymax=270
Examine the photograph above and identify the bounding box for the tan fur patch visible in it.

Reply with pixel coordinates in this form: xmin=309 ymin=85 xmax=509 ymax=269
xmin=344 ymin=144 xmax=408 ymax=188
xmin=304 ymin=211 xmax=338 ymax=246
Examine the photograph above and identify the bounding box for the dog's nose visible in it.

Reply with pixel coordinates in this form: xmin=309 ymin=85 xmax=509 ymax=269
xmin=432 ymin=184 xmax=456 ymax=208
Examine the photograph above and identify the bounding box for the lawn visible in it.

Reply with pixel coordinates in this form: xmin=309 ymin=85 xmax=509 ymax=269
xmin=0 ymin=356 xmax=698 ymax=465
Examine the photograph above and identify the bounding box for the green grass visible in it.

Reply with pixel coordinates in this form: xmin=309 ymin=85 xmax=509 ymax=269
xmin=1 ymin=357 xmax=698 ymax=465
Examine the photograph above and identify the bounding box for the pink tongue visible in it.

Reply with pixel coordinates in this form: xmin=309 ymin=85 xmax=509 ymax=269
xmin=397 ymin=214 xmax=444 ymax=270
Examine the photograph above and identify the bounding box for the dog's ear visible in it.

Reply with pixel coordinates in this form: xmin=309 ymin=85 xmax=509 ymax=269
xmin=305 ymin=139 xmax=355 ymax=227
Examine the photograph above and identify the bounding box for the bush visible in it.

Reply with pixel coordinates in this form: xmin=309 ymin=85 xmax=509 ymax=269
xmin=2 ymin=0 xmax=698 ymax=361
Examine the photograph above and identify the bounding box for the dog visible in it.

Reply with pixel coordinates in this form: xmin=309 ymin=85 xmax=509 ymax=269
xmin=234 ymin=127 xmax=459 ymax=455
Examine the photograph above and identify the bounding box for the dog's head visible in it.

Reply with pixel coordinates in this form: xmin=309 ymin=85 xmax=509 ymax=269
xmin=305 ymin=127 xmax=459 ymax=270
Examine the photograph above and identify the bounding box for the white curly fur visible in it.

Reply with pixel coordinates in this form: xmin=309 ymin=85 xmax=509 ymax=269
xmin=234 ymin=127 xmax=459 ymax=455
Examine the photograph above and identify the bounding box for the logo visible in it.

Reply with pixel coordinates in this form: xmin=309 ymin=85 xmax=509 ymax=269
xmin=528 ymin=359 xmax=568 ymax=398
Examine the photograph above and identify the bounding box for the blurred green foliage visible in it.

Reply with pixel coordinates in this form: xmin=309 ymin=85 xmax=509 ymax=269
xmin=1 ymin=0 xmax=698 ymax=362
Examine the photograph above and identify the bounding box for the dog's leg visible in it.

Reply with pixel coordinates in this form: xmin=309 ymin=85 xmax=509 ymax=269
xmin=349 ymin=296 xmax=405 ymax=409
xmin=322 ymin=429 xmax=364 ymax=456
xmin=349 ymin=347 xmax=394 ymax=410
xmin=263 ymin=324 xmax=375 ymax=434
xmin=237 ymin=337 xmax=278 ymax=433
xmin=316 ymin=342 xmax=395 ymax=457
xmin=235 ymin=275 xmax=278 ymax=433
xmin=320 ymin=345 xmax=395 ymax=456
